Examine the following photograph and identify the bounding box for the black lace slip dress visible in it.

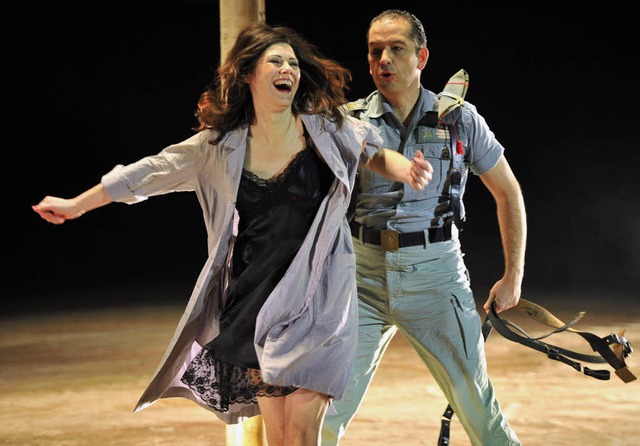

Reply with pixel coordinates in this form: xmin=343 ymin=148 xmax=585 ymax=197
xmin=181 ymin=134 xmax=333 ymax=413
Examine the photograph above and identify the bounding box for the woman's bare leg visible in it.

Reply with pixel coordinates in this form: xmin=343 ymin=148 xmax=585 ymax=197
xmin=258 ymin=394 xmax=286 ymax=445
xmin=258 ymin=388 xmax=330 ymax=446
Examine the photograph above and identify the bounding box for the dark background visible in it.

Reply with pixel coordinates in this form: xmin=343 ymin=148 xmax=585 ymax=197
xmin=9 ymin=1 xmax=639 ymax=315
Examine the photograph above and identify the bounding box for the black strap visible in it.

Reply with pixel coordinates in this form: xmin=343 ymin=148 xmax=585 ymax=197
xmin=450 ymin=165 xmax=464 ymax=230
xmin=437 ymin=300 xmax=635 ymax=445
xmin=486 ymin=304 xmax=611 ymax=380
xmin=437 ymin=406 xmax=454 ymax=446
xmin=439 ymin=108 xmax=466 ymax=232
xmin=487 ymin=301 xmax=634 ymax=380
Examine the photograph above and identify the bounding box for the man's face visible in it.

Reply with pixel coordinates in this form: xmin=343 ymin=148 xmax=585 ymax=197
xmin=367 ymin=19 xmax=428 ymax=94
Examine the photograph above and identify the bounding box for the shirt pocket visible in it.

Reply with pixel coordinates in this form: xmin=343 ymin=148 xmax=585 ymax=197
xmin=413 ymin=124 xmax=451 ymax=190
xmin=404 ymin=142 xmax=451 ymax=203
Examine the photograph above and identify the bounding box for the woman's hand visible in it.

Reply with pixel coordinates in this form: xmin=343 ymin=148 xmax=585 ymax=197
xmin=32 ymin=196 xmax=84 ymax=224
xmin=32 ymin=184 xmax=113 ymax=225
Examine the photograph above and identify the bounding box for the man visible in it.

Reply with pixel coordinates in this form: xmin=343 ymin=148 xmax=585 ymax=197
xmin=322 ymin=9 xmax=526 ymax=446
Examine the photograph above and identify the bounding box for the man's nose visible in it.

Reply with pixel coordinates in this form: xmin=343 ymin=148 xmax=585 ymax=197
xmin=379 ymin=48 xmax=393 ymax=64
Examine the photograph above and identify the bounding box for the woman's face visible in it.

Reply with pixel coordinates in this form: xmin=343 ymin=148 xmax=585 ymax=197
xmin=246 ymin=43 xmax=300 ymax=112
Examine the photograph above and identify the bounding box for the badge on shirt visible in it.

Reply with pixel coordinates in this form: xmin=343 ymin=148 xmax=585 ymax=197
xmin=416 ymin=125 xmax=449 ymax=143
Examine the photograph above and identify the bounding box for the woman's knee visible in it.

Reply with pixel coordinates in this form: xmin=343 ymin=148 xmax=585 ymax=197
xmin=284 ymin=389 xmax=330 ymax=444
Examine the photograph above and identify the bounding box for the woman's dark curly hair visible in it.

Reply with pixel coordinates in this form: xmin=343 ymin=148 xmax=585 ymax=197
xmin=194 ymin=21 xmax=352 ymax=143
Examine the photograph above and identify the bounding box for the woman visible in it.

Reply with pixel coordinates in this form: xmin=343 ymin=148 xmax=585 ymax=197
xmin=32 ymin=22 xmax=432 ymax=445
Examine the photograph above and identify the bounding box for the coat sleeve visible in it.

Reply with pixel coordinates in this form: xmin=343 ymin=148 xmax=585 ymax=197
xmin=344 ymin=115 xmax=384 ymax=167
xmin=101 ymin=131 xmax=207 ymax=204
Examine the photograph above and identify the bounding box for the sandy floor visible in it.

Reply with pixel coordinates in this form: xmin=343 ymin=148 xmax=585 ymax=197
xmin=1 ymin=302 xmax=638 ymax=446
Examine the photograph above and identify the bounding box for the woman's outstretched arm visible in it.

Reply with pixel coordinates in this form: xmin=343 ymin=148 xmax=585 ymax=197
xmin=32 ymin=184 xmax=113 ymax=225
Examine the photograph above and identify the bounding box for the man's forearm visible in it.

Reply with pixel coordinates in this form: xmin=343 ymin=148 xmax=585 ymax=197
xmin=497 ymin=190 xmax=527 ymax=282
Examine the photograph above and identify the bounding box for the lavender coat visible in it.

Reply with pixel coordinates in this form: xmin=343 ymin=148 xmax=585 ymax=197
xmin=100 ymin=113 xmax=381 ymax=424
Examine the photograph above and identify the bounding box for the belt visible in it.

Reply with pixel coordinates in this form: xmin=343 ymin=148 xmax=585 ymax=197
xmin=349 ymin=221 xmax=452 ymax=251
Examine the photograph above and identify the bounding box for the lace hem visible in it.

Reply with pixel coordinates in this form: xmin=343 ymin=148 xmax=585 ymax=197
xmin=181 ymin=346 xmax=298 ymax=413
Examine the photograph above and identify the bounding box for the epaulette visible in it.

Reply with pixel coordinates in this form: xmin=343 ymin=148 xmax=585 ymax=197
xmin=345 ymin=98 xmax=368 ymax=117
xmin=437 ymin=69 xmax=469 ymax=123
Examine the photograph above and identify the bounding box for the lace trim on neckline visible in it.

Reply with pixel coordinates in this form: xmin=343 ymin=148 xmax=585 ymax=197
xmin=242 ymin=145 xmax=308 ymax=187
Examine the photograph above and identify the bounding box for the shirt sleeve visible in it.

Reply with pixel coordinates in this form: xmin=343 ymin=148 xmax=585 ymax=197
xmin=462 ymin=103 xmax=505 ymax=176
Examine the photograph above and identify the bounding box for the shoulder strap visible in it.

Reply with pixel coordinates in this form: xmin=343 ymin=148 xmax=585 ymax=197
xmin=438 ymin=69 xmax=469 ymax=230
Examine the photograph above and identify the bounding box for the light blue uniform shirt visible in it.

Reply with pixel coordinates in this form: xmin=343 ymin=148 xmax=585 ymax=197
xmin=349 ymin=87 xmax=504 ymax=233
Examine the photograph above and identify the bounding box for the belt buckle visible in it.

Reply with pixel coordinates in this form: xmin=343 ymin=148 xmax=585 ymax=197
xmin=380 ymin=229 xmax=400 ymax=252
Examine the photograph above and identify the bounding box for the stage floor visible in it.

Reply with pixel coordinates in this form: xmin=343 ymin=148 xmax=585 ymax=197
xmin=2 ymin=299 xmax=638 ymax=445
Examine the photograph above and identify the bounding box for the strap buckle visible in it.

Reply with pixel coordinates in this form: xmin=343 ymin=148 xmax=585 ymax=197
xmin=380 ymin=229 xmax=400 ymax=252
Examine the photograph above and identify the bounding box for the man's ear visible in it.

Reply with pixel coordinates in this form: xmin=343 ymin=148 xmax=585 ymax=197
xmin=418 ymin=47 xmax=429 ymax=70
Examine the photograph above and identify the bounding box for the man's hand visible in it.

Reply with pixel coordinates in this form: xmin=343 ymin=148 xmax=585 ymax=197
xmin=364 ymin=148 xmax=433 ymax=190
xmin=483 ymin=277 xmax=521 ymax=313
xmin=408 ymin=150 xmax=433 ymax=191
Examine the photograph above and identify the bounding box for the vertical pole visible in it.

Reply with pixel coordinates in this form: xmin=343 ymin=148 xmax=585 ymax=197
xmin=219 ymin=0 xmax=266 ymax=60
xmin=219 ymin=1 xmax=266 ymax=445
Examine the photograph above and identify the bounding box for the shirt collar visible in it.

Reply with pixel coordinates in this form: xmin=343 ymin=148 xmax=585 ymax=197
xmin=367 ymin=86 xmax=439 ymax=122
